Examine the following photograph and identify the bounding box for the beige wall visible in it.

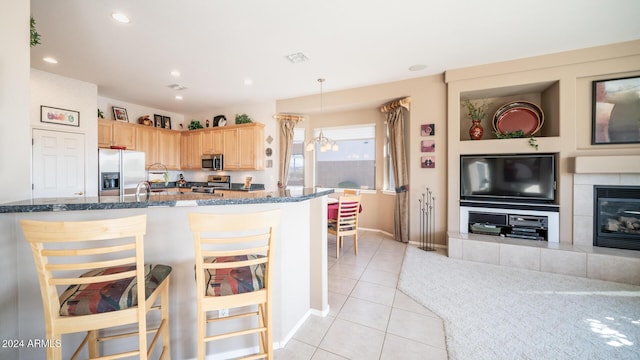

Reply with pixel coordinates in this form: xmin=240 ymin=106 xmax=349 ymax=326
xmin=445 ymin=40 xmax=640 ymax=243
xmin=277 ymin=75 xmax=448 ymax=244
xmin=277 ymin=40 xmax=640 ymax=246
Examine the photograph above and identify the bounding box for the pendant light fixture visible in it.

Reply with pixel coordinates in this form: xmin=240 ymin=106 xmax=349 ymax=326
xmin=306 ymin=78 xmax=338 ymax=152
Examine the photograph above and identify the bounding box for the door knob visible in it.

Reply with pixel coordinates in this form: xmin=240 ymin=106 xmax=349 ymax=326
xmin=74 ymin=192 xmax=83 ymax=195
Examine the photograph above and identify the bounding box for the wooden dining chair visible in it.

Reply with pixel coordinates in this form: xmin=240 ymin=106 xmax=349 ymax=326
xmin=20 ymin=215 xmax=172 ymax=360
xmin=188 ymin=209 xmax=280 ymax=360
xmin=343 ymin=189 xmax=359 ymax=196
xmin=328 ymin=195 xmax=361 ymax=258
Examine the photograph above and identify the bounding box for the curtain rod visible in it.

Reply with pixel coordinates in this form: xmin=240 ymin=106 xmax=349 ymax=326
xmin=273 ymin=113 xmax=306 ymax=122
xmin=380 ymin=97 xmax=411 ymax=113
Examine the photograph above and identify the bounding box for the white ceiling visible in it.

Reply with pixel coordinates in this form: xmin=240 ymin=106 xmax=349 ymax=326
xmin=30 ymin=0 xmax=640 ymax=115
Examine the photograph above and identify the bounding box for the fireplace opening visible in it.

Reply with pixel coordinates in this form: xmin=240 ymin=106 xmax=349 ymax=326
xmin=594 ymin=186 xmax=640 ymax=251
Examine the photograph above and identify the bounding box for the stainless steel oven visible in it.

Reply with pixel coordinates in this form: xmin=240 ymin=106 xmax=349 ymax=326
xmin=201 ymin=154 xmax=223 ymax=170
xmin=191 ymin=175 xmax=230 ymax=194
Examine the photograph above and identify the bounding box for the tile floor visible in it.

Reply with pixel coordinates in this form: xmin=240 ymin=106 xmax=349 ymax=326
xmin=274 ymin=230 xmax=449 ymax=360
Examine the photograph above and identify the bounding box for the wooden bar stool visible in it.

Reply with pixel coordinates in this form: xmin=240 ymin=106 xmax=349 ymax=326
xmin=20 ymin=215 xmax=172 ymax=359
xmin=188 ymin=210 xmax=280 ymax=360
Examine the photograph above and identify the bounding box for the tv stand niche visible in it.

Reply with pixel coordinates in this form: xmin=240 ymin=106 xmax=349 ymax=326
xmin=460 ymin=201 xmax=559 ymax=243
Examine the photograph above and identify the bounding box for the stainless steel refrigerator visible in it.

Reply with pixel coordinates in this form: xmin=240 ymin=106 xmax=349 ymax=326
xmin=98 ymin=149 xmax=146 ymax=196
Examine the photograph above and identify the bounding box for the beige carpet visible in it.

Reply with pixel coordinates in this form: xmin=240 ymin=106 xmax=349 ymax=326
xmin=398 ymin=246 xmax=640 ymax=360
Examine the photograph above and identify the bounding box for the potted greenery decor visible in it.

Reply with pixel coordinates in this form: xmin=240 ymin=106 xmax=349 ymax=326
xmin=188 ymin=120 xmax=203 ymax=130
xmin=235 ymin=113 xmax=252 ymax=124
xmin=30 ymin=16 xmax=41 ymax=47
xmin=463 ymin=99 xmax=488 ymax=140
xmin=494 ymin=130 xmax=539 ymax=150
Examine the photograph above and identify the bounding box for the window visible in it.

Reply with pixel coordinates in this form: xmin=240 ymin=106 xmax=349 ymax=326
xmin=385 ymin=122 xmax=396 ymax=192
xmin=314 ymin=124 xmax=375 ymax=189
xmin=287 ymin=128 xmax=305 ymax=188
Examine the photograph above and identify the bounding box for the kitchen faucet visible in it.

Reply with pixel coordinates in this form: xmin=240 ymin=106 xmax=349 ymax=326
xmin=135 ymin=181 xmax=150 ymax=201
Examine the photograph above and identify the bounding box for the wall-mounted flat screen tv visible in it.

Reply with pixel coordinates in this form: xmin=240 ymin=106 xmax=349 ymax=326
xmin=460 ymin=153 xmax=556 ymax=203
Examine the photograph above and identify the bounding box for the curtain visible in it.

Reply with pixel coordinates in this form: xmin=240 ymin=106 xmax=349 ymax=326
xmin=382 ymin=98 xmax=410 ymax=242
xmin=275 ymin=114 xmax=304 ymax=188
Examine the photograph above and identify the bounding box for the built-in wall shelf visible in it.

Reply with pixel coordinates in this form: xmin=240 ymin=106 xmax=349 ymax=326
xmin=459 ymin=80 xmax=560 ymax=142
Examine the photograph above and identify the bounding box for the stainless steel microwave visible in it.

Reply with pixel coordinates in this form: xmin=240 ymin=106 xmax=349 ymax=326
xmin=201 ymin=154 xmax=223 ymax=170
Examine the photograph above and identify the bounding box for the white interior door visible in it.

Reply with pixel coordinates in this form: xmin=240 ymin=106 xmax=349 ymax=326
xmin=32 ymin=129 xmax=85 ymax=198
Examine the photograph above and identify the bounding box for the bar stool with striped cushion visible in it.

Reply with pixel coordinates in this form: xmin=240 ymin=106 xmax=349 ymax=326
xmin=188 ymin=210 xmax=280 ymax=360
xmin=20 ymin=215 xmax=172 ymax=359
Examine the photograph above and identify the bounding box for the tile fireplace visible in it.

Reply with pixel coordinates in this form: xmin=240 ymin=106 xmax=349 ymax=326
xmin=594 ymin=185 xmax=640 ymax=251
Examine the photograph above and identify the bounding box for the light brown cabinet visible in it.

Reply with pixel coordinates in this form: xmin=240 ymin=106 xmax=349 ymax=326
xmin=180 ymin=131 xmax=202 ymax=170
xmin=111 ymin=121 xmax=137 ymax=150
xmin=202 ymin=130 xmax=223 ymax=154
xmin=220 ymin=123 xmax=264 ymax=170
xmin=181 ymin=123 xmax=264 ymax=171
xmin=98 ymin=119 xmax=182 ymax=169
xmin=158 ymin=129 xmax=181 ymax=170
xmin=98 ymin=118 xmax=137 ymax=149
xmin=97 ymin=119 xmax=113 ymax=148
xmin=216 ymin=190 xmax=266 ymax=199
xmin=136 ymin=125 xmax=158 ymax=166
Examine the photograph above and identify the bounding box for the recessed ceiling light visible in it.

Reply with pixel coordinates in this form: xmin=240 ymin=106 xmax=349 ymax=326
xmin=175 ymin=95 xmax=183 ymax=100
xmin=43 ymin=57 xmax=58 ymax=64
xmin=111 ymin=12 xmax=130 ymax=24
xmin=285 ymin=52 xmax=309 ymax=64
xmin=409 ymin=64 xmax=427 ymax=71
xmin=244 ymin=78 xmax=253 ymax=86
xmin=170 ymin=70 xmax=181 ymax=77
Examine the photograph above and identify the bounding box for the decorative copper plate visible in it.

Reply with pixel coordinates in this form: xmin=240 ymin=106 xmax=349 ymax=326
xmin=493 ymin=101 xmax=544 ymax=136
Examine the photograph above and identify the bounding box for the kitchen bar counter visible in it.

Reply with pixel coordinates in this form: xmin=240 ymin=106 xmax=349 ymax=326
xmin=0 ymin=188 xmax=332 ymax=213
xmin=2 ymin=189 xmax=332 ymax=359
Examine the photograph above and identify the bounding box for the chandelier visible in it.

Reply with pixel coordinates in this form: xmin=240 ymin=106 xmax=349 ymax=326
xmin=306 ymin=78 xmax=339 ymax=152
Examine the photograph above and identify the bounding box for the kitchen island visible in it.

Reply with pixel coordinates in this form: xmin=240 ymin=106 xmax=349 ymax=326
xmin=0 ymin=188 xmax=332 ymax=359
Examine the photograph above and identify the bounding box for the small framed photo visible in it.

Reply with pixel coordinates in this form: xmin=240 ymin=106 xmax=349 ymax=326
xmin=421 ymin=140 xmax=435 ymax=152
xmin=592 ymin=75 xmax=640 ymax=145
xmin=162 ymin=116 xmax=172 ymax=129
xmin=421 ymin=156 xmax=435 ymax=169
xmin=112 ymin=106 xmax=128 ymax=122
xmin=40 ymin=106 xmax=80 ymax=127
xmin=421 ymin=123 xmax=435 ymax=136
xmin=154 ymin=114 xmax=163 ymax=128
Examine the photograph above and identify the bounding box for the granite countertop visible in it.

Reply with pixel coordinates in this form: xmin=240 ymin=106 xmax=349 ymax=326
xmin=0 ymin=188 xmax=333 ymax=213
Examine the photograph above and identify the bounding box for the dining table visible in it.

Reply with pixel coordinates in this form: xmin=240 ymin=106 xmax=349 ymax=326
xmin=327 ymin=197 xmax=363 ymax=220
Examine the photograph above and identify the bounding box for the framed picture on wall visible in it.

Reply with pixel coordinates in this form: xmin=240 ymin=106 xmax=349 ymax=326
xmin=421 ymin=156 xmax=435 ymax=169
xmin=154 ymin=114 xmax=163 ymax=128
xmin=112 ymin=106 xmax=128 ymax=122
xmin=162 ymin=116 xmax=172 ymax=129
xmin=421 ymin=123 xmax=435 ymax=136
xmin=421 ymin=140 xmax=435 ymax=152
xmin=40 ymin=105 xmax=80 ymax=127
xmin=592 ymin=75 xmax=640 ymax=145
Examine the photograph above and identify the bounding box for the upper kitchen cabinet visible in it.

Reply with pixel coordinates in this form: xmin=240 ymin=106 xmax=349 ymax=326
xmin=158 ymin=129 xmax=181 ymax=170
xmin=180 ymin=131 xmax=203 ymax=170
xmin=111 ymin=121 xmax=137 ymax=150
xmin=136 ymin=125 xmax=158 ymax=166
xmin=97 ymin=119 xmax=113 ymax=148
xmin=202 ymin=129 xmax=223 ymax=154
xmin=221 ymin=123 xmax=264 ymax=170
xmin=98 ymin=119 xmax=137 ymax=149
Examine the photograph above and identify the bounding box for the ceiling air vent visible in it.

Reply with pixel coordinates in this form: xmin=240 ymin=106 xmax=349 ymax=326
xmin=167 ymin=84 xmax=188 ymax=91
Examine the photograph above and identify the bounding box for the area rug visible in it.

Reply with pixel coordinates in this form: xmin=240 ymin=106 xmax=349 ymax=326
xmin=398 ymin=246 xmax=640 ymax=360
